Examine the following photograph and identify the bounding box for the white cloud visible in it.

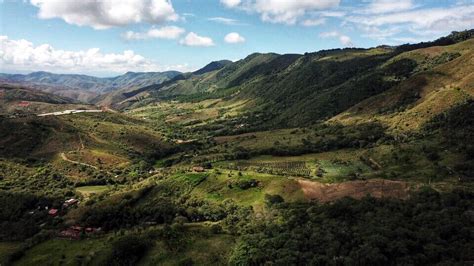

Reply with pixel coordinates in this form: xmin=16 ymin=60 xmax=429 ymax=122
xmin=224 ymin=32 xmax=245 ymax=43
xmin=221 ymin=0 xmax=241 ymax=8
xmin=30 ymin=0 xmax=179 ymax=29
xmin=179 ymin=32 xmax=215 ymax=47
xmin=224 ymin=0 xmax=340 ymax=25
xmin=316 ymin=11 xmax=346 ymax=17
xmin=122 ymin=26 xmax=185 ymax=40
xmin=338 ymin=35 xmax=353 ymax=46
xmin=363 ymin=0 xmax=415 ymax=14
xmin=208 ymin=17 xmax=242 ymax=25
xmin=301 ymin=18 xmax=326 ymax=27
xmin=0 ymin=35 xmax=192 ymax=74
xmin=358 ymin=26 xmax=402 ymax=40
xmin=346 ymin=5 xmax=474 ymax=36
xmin=319 ymin=31 xmax=353 ymax=47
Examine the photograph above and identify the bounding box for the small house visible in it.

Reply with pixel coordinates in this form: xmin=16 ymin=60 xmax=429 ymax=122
xmin=63 ymin=198 xmax=79 ymax=208
xmin=71 ymin=225 xmax=83 ymax=232
xmin=192 ymin=166 xmax=205 ymax=172
xmin=48 ymin=208 xmax=59 ymax=217
xmin=59 ymin=229 xmax=81 ymax=240
xmin=17 ymin=101 xmax=30 ymax=107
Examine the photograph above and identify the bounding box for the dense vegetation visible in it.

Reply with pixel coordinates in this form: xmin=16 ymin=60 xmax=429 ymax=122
xmin=231 ymin=189 xmax=474 ymax=265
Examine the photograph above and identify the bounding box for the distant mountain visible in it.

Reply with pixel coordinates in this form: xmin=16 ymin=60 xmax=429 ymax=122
xmin=193 ymin=60 xmax=233 ymax=75
xmin=110 ymin=30 xmax=474 ymax=130
xmin=0 ymin=71 xmax=181 ymax=103
xmin=0 ymin=83 xmax=72 ymax=104
xmin=0 ymin=83 xmax=98 ymax=115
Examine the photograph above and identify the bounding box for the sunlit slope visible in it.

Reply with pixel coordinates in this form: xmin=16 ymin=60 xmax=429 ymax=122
xmin=332 ymin=39 xmax=474 ymax=132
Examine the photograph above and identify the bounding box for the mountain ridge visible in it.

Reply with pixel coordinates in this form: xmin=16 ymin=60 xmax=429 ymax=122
xmin=0 ymin=70 xmax=182 ymax=103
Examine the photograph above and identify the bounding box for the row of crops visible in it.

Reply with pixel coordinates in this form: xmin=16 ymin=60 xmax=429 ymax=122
xmin=227 ymin=161 xmax=312 ymax=177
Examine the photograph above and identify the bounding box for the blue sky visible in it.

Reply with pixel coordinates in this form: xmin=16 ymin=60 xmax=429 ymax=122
xmin=1 ymin=0 xmax=473 ymax=76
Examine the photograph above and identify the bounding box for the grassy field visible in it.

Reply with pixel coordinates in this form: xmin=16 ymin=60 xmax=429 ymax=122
xmin=139 ymin=227 xmax=235 ymax=265
xmin=188 ymin=169 xmax=305 ymax=210
xmin=13 ymin=238 xmax=112 ymax=266
xmin=75 ymin=185 xmax=110 ymax=197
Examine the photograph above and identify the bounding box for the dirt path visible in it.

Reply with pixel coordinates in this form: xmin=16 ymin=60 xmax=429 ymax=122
xmin=60 ymin=152 xmax=98 ymax=170
xmin=77 ymin=134 xmax=85 ymax=150
xmin=297 ymin=178 xmax=412 ymax=202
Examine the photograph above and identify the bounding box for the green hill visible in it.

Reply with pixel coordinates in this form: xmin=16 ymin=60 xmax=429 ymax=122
xmin=113 ymin=30 xmax=474 ymax=132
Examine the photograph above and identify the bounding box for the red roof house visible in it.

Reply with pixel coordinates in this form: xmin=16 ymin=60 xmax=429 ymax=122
xmin=17 ymin=101 xmax=30 ymax=107
xmin=48 ymin=208 xmax=59 ymax=217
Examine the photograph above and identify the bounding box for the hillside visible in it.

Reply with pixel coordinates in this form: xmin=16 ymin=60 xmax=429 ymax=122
xmin=114 ymin=30 xmax=474 ymax=131
xmin=332 ymin=39 xmax=474 ymax=132
xmin=1 ymin=30 xmax=473 ymax=265
xmin=0 ymin=71 xmax=181 ymax=103
xmin=0 ymin=84 xmax=97 ymax=115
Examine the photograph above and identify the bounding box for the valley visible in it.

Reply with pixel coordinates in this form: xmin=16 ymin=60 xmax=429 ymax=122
xmin=0 ymin=31 xmax=473 ymax=265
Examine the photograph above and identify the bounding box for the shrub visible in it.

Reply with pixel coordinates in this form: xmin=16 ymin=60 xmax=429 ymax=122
xmin=108 ymin=235 xmax=150 ymax=266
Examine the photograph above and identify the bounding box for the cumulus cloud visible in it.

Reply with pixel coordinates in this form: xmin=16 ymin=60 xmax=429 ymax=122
xmin=0 ymin=35 xmax=191 ymax=74
xmin=224 ymin=0 xmax=340 ymax=25
xmin=319 ymin=31 xmax=353 ymax=46
xmin=224 ymin=32 xmax=245 ymax=43
xmin=179 ymin=32 xmax=215 ymax=47
xmin=221 ymin=0 xmax=241 ymax=8
xmin=338 ymin=35 xmax=353 ymax=46
xmin=30 ymin=0 xmax=179 ymax=29
xmin=122 ymin=26 xmax=185 ymax=40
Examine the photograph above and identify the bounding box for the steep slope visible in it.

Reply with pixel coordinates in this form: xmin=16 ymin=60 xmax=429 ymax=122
xmin=119 ymin=30 xmax=474 ymax=131
xmin=332 ymin=38 xmax=474 ymax=132
xmin=105 ymin=53 xmax=295 ymax=109
xmin=193 ymin=60 xmax=232 ymax=75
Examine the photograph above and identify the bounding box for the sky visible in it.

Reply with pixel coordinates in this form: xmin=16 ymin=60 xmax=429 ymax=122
xmin=1 ymin=0 xmax=474 ymax=77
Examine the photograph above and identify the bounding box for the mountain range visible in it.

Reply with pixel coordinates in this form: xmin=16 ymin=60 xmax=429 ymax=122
xmin=0 ymin=70 xmax=181 ymax=102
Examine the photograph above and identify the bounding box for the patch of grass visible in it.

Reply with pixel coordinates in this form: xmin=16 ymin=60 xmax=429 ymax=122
xmin=175 ymin=173 xmax=209 ymax=186
xmin=14 ymin=238 xmax=112 ymax=266
xmin=139 ymin=228 xmax=235 ymax=266
xmin=0 ymin=242 xmax=22 ymax=264
xmin=191 ymin=169 xmax=305 ymax=208
xmin=75 ymin=185 xmax=110 ymax=197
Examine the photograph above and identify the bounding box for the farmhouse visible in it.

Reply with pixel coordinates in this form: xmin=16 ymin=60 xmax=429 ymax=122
xmin=59 ymin=228 xmax=81 ymax=240
xmin=63 ymin=198 xmax=79 ymax=208
xmin=48 ymin=208 xmax=59 ymax=217
xmin=17 ymin=101 xmax=30 ymax=107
